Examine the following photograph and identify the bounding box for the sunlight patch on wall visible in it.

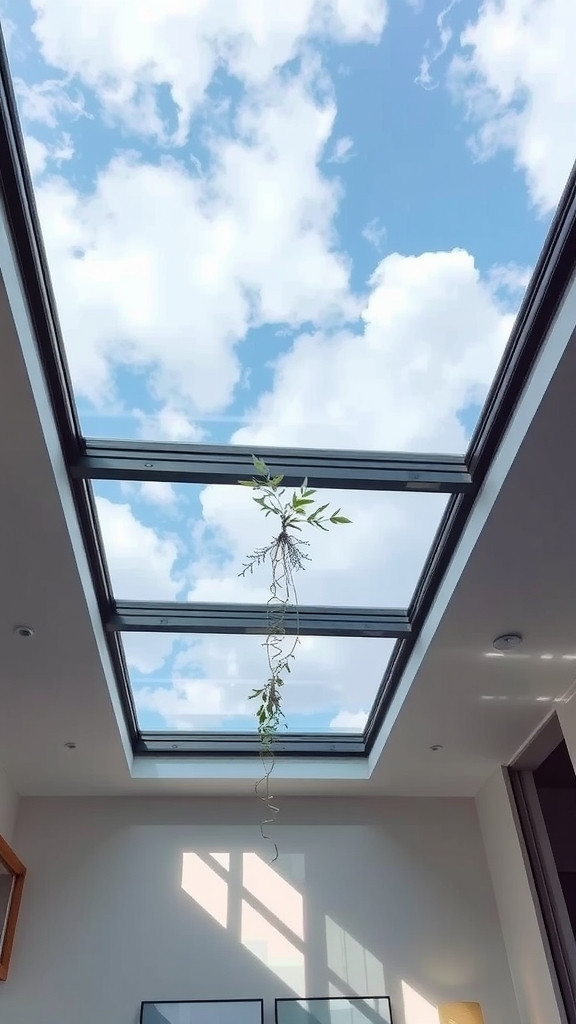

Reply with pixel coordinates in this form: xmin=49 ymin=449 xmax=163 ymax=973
xmin=241 ymin=900 xmax=305 ymax=990
xmin=181 ymin=853 xmax=228 ymax=928
xmin=325 ymin=915 xmax=386 ymax=994
xmin=243 ymin=852 xmax=304 ymax=940
xmin=180 ymin=850 xmax=306 ymax=990
xmin=401 ymin=982 xmax=439 ymax=1024
xmin=211 ymin=852 xmax=230 ymax=870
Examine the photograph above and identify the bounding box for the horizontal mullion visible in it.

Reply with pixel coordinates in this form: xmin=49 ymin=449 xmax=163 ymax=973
xmin=109 ymin=601 xmax=411 ymax=638
xmin=137 ymin=732 xmax=366 ymax=756
xmin=75 ymin=440 xmax=472 ymax=493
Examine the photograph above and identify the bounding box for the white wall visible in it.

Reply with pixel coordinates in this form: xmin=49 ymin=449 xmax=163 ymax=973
xmin=0 ymin=758 xmax=17 ymax=842
xmin=476 ymin=768 xmax=564 ymax=1024
xmin=0 ymin=795 xmax=518 ymax=1024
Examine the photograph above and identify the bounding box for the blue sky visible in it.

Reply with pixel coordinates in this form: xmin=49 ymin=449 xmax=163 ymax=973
xmin=3 ymin=0 xmax=573 ymax=733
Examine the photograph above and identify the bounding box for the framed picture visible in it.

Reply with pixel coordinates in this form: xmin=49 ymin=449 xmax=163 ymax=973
xmin=140 ymin=999 xmax=264 ymax=1024
xmin=275 ymin=997 xmax=393 ymax=1024
xmin=0 ymin=833 xmax=26 ymax=981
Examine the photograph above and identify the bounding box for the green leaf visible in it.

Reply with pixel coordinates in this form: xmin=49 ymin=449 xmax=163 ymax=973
xmin=239 ymin=479 xmax=256 ymax=487
xmin=252 ymin=456 xmax=269 ymax=476
xmin=307 ymin=503 xmax=329 ymax=522
xmin=330 ymin=515 xmax=352 ymax=524
xmin=270 ymin=474 xmax=284 ymax=487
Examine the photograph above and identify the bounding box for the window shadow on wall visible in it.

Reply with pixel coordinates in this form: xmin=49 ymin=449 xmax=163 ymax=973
xmin=177 ymin=803 xmax=504 ymax=1023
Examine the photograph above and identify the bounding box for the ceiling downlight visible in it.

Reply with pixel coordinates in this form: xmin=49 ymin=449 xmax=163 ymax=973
xmin=492 ymin=633 xmax=523 ymax=652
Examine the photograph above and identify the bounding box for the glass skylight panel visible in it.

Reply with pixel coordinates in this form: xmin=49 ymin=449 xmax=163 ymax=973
xmin=4 ymin=0 xmax=565 ymax=753
xmin=122 ymin=632 xmax=396 ymax=734
xmin=91 ymin=480 xmax=449 ymax=608
xmin=6 ymin=0 xmax=548 ymax=463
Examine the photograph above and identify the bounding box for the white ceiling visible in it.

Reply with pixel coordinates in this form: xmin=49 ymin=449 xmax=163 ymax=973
xmin=1 ymin=184 xmax=576 ymax=798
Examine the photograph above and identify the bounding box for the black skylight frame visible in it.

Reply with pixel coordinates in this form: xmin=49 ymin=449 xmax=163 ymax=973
xmin=2 ymin=30 xmax=576 ymax=759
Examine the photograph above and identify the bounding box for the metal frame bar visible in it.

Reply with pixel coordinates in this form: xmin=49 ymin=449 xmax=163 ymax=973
xmin=73 ymin=439 xmax=471 ymax=494
xmin=3 ymin=26 xmax=576 ymax=761
xmin=137 ymin=732 xmax=366 ymax=756
xmin=110 ymin=601 xmax=410 ymax=639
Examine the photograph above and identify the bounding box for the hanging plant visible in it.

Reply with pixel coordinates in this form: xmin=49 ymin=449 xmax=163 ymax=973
xmin=238 ymin=455 xmax=351 ymax=858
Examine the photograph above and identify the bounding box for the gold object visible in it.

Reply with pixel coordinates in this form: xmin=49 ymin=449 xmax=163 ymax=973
xmin=438 ymin=1004 xmax=485 ymax=1024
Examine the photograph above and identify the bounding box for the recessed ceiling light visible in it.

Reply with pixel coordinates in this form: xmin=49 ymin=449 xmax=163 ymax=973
xmin=64 ymin=741 xmax=77 ymax=749
xmin=493 ymin=633 xmax=523 ymax=652
xmin=430 ymin=744 xmax=443 ymax=751
xmin=13 ymin=625 xmax=34 ymax=638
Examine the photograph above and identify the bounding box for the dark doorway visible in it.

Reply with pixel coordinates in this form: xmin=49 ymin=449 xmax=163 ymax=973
xmin=509 ymin=716 xmax=576 ymax=1023
xmin=534 ymin=739 xmax=576 ymax=942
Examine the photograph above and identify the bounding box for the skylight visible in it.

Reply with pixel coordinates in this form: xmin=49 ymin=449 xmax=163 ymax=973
xmin=1 ymin=1 xmax=573 ymax=757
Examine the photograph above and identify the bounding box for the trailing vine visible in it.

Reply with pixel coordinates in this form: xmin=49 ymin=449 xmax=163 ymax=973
xmin=238 ymin=456 xmax=351 ymax=859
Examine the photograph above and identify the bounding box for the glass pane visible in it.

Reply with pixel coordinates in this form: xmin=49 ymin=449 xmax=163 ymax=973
xmin=276 ymin=1000 xmax=392 ymax=1024
xmin=141 ymin=1002 xmax=262 ymax=1024
xmin=123 ymin=632 xmax=395 ymax=733
xmin=7 ymin=3 xmax=554 ymax=457
xmin=92 ymin=480 xmax=448 ymax=607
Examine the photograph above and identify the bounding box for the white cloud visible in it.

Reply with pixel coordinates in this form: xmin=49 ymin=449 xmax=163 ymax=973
xmin=95 ymin=496 xmax=181 ymax=600
xmin=138 ymin=481 xmax=179 ymax=508
xmin=14 ymin=76 xmax=87 ymax=127
xmin=137 ymin=677 xmax=251 ymax=730
xmin=23 ymin=131 xmax=74 ymax=179
xmin=95 ymin=496 xmax=183 ymax=672
xmin=362 ymin=217 xmax=386 ymax=251
xmin=24 ymin=134 xmax=48 ymax=176
xmin=330 ymin=709 xmax=368 ymax=730
xmin=121 ymin=481 xmax=180 ymax=509
xmin=329 ymin=136 xmax=354 ymax=163
xmin=134 ymin=408 xmax=205 ymax=443
xmin=232 ymin=248 xmax=512 ymax=453
xmin=51 ymin=131 xmax=74 ymax=162
xmin=450 ymin=0 xmax=576 ymax=213
xmin=29 ymin=0 xmax=386 ymax=142
xmin=33 ymin=66 xmax=355 ymax=414
xmin=488 ymin=262 xmax=533 ymax=299
xmin=415 ymin=0 xmax=461 ymax=91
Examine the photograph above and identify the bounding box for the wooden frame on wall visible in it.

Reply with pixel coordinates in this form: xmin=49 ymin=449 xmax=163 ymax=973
xmin=0 ymin=833 xmax=26 ymax=981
